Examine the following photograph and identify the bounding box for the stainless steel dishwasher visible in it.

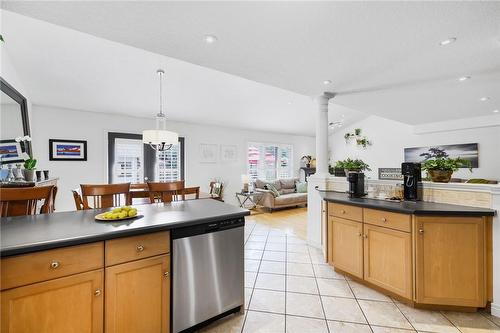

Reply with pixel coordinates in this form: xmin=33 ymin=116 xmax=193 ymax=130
xmin=172 ymin=217 xmax=244 ymax=333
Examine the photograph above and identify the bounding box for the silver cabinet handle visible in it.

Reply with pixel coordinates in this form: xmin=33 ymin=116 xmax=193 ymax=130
xmin=381 ymin=217 xmax=387 ymax=222
xmin=136 ymin=245 xmax=145 ymax=252
xmin=340 ymin=210 xmax=346 ymax=214
xmin=164 ymin=271 xmax=169 ymax=278
xmin=94 ymin=289 xmax=101 ymax=296
xmin=418 ymin=229 xmax=424 ymax=234
xmin=358 ymin=232 xmax=362 ymax=237
xmin=50 ymin=261 xmax=60 ymax=269
xmin=363 ymin=234 xmax=368 ymax=239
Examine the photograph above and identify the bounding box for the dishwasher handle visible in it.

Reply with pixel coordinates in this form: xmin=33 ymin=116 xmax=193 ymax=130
xmin=172 ymin=218 xmax=245 ymax=239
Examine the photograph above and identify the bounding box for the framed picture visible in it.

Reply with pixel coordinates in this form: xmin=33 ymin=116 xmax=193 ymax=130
xmin=404 ymin=143 xmax=478 ymax=168
xmin=199 ymin=143 xmax=218 ymax=163
xmin=49 ymin=139 xmax=87 ymax=161
xmin=220 ymin=144 xmax=238 ymax=163
xmin=0 ymin=140 xmax=24 ymax=164
xmin=378 ymin=168 xmax=403 ymax=180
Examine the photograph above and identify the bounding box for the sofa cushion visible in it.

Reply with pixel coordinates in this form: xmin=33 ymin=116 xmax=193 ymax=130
xmin=280 ymin=178 xmax=297 ymax=189
xmin=266 ymin=183 xmax=280 ymax=197
xmin=275 ymin=193 xmax=307 ymax=206
xmin=281 ymin=188 xmax=295 ymax=195
xmin=255 ymin=179 xmax=267 ymax=189
xmin=296 ymin=182 xmax=307 ymax=193
xmin=270 ymin=180 xmax=282 ymax=191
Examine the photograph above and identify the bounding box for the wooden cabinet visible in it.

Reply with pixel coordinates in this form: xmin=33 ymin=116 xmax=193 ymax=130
xmin=105 ymin=254 xmax=170 ymax=333
xmin=328 ymin=202 xmax=363 ymax=222
xmin=330 ymin=216 xmax=363 ymax=279
xmin=363 ymin=224 xmax=412 ymax=299
xmin=1 ymin=269 xmax=103 ymax=333
xmin=415 ymin=216 xmax=486 ymax=307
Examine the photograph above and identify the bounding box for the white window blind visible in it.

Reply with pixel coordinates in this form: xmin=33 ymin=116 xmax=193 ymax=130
xmin=113 ymin=138 xmax=144 ymax=183
xmin=155 ymin=143 xmax=181 ymax=182
xmin=247 ymin=142 xmax=293 ymax=182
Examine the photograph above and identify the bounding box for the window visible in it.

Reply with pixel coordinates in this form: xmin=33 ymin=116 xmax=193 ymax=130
xmin=247 ymin=142 xmax=293 ymax=182
xmin=108 ymin=132 xmax=185 ymax=183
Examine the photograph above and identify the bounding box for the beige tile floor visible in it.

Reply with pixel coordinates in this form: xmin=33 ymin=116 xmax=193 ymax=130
xmin=200 ymin=212 xmax=500 ymax=333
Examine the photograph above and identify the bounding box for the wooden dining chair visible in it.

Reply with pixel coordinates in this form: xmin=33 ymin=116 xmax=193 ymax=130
xmin=72 ymin=189 xmax=84 ymax=210
xmin=147 ymin=181 xmax=185 ymax=203
xmin=180 ymin=186 xmax=200 ymax=200
xmin=0 ymin=185 xmax=57 ymax=217
xmin=80 ymin=183 xmax=131 ymax=209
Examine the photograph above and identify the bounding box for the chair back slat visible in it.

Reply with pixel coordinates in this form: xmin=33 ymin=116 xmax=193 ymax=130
xmin=147 ymin=181 xmax=185 ymax=203
xmin=0 ymin=186 xmax=57 ymax=217
xmin=80 ymin=183 xmax=131 ymax=209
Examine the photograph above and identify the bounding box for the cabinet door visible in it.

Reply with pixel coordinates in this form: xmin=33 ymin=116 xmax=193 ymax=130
xmin=105 ymin=254 xmax=170 ymax=333
xmin=331 ymin=217 xmax=363 ymax=278
xmin=1 ymin=269 xmax=103 ymax=333
xmin=415 ymin=216 xmax=485 ymax=307
xmin=363 ymin=224 xmax=412 ymax=299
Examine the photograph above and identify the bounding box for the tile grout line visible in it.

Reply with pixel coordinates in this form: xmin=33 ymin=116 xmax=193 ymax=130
xmin=344 ymin=276 xmax=374 ymax=333
xmin=391 ymin=300 xmax=418 ymax=332
xmin=307 ymin=245 xmax=331 ymax=333
xmin=478 ymin=311 xmax=500 ymax=329
xmin=438 ymin=310 xmax=465 ymax=333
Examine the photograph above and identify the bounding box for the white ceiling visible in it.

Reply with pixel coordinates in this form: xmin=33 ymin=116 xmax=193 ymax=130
xmin=0 ymin=9 xmax=365 ymax=136
xmin=2 ymin=1 xmax=500 ymax=128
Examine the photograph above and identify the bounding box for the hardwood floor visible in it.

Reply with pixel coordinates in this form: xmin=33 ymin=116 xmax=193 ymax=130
xmin=245 ymin=207 xmax=308 ymax=240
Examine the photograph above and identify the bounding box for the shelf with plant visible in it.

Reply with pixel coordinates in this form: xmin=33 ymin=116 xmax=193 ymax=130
xmin=344 ymin=128 xmax=372 ymax=148
xmin=335 ymin=158 xmax=371 ymax=175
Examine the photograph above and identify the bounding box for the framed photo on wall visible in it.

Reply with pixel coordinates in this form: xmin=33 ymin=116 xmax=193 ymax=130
xmin=49 ymin=139 xmax=87 ymax=161
xmin=199 ymin=143 xmax=218 ymax=163
xmin=0 ymin=140 xmax=24 ymax=164
xmin=220 ymin=144 xmax=238 ymax=163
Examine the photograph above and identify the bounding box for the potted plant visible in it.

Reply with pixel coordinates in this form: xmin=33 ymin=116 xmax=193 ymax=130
xmin=335 ymin=158 xmax=371 ymax=176
xmin=23 ymin=156 xmax=37 ymax=182
xmin=421 ymin=157 xmax=472 ymax=183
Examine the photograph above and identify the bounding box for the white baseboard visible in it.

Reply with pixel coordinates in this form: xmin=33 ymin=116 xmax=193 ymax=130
xmin=491 ymin=303 xmax=500 ymax=318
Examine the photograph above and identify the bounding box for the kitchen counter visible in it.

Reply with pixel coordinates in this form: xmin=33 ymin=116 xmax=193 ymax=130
xmin=318 ymin=190 xmax=496 ymax=216
xmin=0 ymin=199 xmax=250 ymax=257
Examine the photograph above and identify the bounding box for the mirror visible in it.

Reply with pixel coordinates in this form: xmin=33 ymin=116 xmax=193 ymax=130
xmin=0 ymin=78 xmax=31 ymax=164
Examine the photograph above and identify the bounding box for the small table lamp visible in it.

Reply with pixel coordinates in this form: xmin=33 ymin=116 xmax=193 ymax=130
xmin=241 ymin=174 xmax=249 ymax=193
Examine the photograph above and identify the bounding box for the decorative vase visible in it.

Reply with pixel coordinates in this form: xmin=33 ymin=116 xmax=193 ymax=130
xmin=23 ymin=169 xmax=35 ymax=182
xmin=310 ymin=159 xmax=316 ymax=168
xmin=428 ymin=170 xmax=453 ymax=183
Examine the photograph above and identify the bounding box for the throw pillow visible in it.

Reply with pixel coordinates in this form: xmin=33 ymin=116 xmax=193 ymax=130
xmin=266 ymin=183 xmax=281 ymax=197
xmin=296 ymin=182 xmax=307 ymax=193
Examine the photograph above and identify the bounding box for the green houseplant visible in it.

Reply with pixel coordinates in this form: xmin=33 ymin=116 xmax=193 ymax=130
xmin=421 ymin=157 xmax=472 ymax=183
xmin=23 ymin=156 xmax=37 ymax=182
xmin=335 ymin=158 xmax=371 ymax=175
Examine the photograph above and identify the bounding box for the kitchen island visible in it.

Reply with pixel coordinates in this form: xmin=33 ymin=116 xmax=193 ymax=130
xmin=0 ymin=199 xmax=249 ymax=333
xmin=319 ymin=190 xmax=496 ymax=311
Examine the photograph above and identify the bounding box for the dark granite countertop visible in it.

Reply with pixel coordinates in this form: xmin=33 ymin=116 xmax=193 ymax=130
xmin=318 ymin=190 xmax=496 ymax=216
xmin=0 ymin=199 xmax=250 ymax=257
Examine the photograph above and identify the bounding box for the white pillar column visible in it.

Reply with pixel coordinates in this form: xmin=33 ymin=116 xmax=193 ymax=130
xmin=307 ymin=92 xmax=335 ymax=249
xmin=315 ymin=92 xmax=334 ymax=176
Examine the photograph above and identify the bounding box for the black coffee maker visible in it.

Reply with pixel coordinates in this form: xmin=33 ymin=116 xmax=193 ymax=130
xmin=348 ymin=172 xmax=365 ymax=198
xmin=401 ymin=162 xmax=422 ymax=201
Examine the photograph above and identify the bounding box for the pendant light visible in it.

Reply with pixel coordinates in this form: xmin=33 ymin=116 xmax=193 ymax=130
xmin=143 ymin=69 xmax=178 ymax=151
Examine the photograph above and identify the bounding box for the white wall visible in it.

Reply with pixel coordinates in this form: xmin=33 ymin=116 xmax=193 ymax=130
xmin=31 ymin=105 xmax=315 ymax=211
xmin=329 ymin=115 xmax=500 ymax=180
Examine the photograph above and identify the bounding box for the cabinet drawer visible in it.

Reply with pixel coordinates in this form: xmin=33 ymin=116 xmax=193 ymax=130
xmin=1 ymin=242 xmax=104 ymax=290
xmin=105 ymin=231 xmax=170 ymax=266
xmin=328 ymin=202 xmax=363 ymax=222
xmin=364 ymin=208 xmax=411 ymax=233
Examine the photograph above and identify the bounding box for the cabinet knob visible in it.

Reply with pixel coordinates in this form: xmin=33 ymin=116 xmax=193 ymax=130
xmin=363 ymin=234 xmax=368 ymax=239
xmin=50 ymin=260 xmax=60 ymax=269
xmin=164 ymin=271 xmax=169 ymax=278
xmin=418 ymin=229 xmax=424 ymax=234
xmin=94 ymin=289 xmax=101 ymax=296
xmin=358 ymin=232 xmax=362 ymax=237
xmin=136 ymin=245 xmax=145 ymax=252
xmin=340 ymin=210 xmax=346 ymax=214
xmin=381 ymin=217 xmax=387 ymax=222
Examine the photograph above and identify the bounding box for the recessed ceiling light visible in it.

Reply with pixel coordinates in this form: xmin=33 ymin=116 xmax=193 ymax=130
xmin=493 ymin=110 xmax=499 ymax=113
xmin=287 ymin=101 xmax=292 ymax=105
xmin=323 ymin=80 xmax=332 ymax=85
xmin=480 ymin=97 xmax=490 ymax=102
xmin=458 ymin=76 xmax=471 ymax=82
xmin=439 ymin=37 xmax=457 ymax=46
xmin=204 ymin=35 xmax=218 ymax=44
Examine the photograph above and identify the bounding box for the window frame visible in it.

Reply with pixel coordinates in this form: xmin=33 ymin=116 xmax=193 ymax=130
xmin=107 ymin=132 xmax=185 ymax=184
xmin=247 ymin=141 xmax=294 ymax=182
